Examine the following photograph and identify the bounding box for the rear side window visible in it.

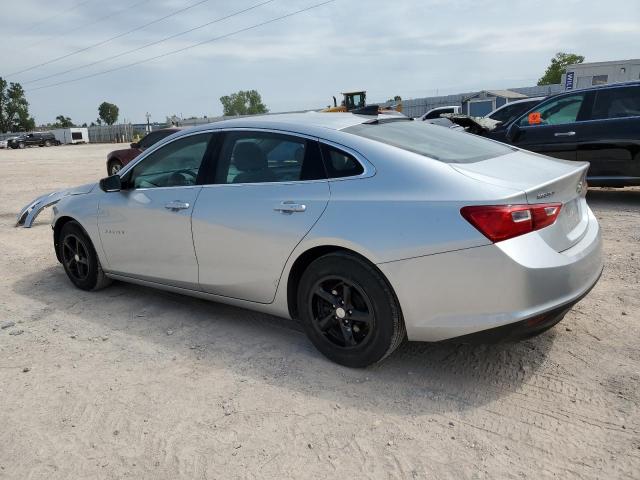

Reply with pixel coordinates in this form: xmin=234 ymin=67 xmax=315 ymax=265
xmin=214 ymin=131 xmax=325 ymax=184
xmin=591 ymin=86 xmax=640 ymax=120
xmin=488 ymin=101 xmax=537 ymax=124
xmin=320 ymin=144 xmax=364 ymax=178
xmin=344 ymin=120 xmax=514 ymax=164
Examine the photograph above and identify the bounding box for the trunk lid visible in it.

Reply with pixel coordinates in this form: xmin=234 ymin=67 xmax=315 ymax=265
xmin=452 ymin=150 xmax=590 ymax=251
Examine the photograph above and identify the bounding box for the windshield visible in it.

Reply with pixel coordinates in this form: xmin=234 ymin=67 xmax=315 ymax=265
xmin=344 ymin=120 xmax=514 ymax=163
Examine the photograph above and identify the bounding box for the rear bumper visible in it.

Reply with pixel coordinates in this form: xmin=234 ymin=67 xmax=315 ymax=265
xmin=378 ymin=207 xmax=603 ymax=342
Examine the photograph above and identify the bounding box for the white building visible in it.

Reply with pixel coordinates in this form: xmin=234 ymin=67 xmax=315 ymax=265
xmin=563 ymin=59 xmax=640 ymax=90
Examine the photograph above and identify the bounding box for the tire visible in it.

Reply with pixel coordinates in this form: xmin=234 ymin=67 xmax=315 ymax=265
xmin=108 ymin=159 xmax=123 ymax=176
xmin=44 ymin=140 xmax=52 ymax=147
xmin=18 ymin=142 xmax=25 ymax=149
xmin=59 ymin=222 xmax=112 ymax=291
xmin=297 ymin=252 xmax=405 ymax=368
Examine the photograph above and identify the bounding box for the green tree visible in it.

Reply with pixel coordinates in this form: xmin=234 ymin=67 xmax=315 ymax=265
xmin=220 ymin=90 xmax=268 ymax=116
xmin=54 ymin=115 xmax=75 ymax=128
xmin=538 ymin=52 xmax=585 ymax=86
xmin=0 ymin=78 xmax=35 ymax=132
xmin=98 ymin=102 xmax=119 ymax=125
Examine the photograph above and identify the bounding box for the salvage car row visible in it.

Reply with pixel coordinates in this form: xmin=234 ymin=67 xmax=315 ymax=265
xmin=425 ymin=81 xmax=640 ymax=187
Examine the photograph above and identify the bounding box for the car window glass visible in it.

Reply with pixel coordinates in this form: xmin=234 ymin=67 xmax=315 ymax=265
xmin=321 ymin=145 xmax=364 ymax=178
xmin=519 ymin=94 xmax=584 ymax=126
xmin=345 ymin=120 xmax=513 ymax=164
xmin=592 ymin=86 xmax=640 ymax=120
xmin=489 ymin=102 xmax=536 ymax=124
xmin=215 ymin=131 xmax=324 ymax=184
xmin=128 ymin=133 xmax=212 ymax=189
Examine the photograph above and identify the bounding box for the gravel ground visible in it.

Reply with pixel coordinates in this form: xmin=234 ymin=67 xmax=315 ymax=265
xmin=0 ymin=143 xmax=638 ymax=479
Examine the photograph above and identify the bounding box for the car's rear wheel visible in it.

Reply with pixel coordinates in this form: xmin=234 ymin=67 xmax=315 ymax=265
xmin=18 ymin=142 xmax=25 ymax=149
xmin=44 ymin=140 xmax=52 ymax=147
xmin=108 ymin=159 xmax=123 ymax=175
xmin=59 ymin=222 xmax=112 ymax=291
xmin=297 ymin=252 xmax=405 ymax=367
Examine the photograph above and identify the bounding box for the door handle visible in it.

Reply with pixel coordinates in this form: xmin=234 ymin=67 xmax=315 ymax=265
xmin=165 ymin=200 xmax=190 ymax=211
xmin=554 ymin=131 xmax=576 ymax=137
xmin=274 ymin=201 xmax=306 ymax=213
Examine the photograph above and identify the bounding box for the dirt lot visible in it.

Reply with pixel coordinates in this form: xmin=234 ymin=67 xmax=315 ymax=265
xmin=0 ymin=143 xmax=638 ymax=479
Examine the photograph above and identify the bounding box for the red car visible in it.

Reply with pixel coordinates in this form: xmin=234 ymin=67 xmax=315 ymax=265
xmin=106 ymin=128 xmax=181 ymax=175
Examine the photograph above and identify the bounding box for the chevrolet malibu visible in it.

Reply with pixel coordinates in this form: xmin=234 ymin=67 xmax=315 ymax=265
xmin=32 ymin=113 xmax=603 ymax=367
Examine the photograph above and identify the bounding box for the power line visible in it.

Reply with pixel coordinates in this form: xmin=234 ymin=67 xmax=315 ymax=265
xmin=23 ymin=0 xmax=276 ymax=85
xmin=24 ymin=0 xmax=152 ymax=50
xmin=28 ymin=0 xmax=336 ymax=92
xmin=19 ymin=0 xmax=96 ymax=35
xmin=6 ymin=0 xmax=211 ymax=77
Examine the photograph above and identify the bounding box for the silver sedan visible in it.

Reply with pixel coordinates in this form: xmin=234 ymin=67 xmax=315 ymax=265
xmin=30 ymin=112 xmax=603 ymax=367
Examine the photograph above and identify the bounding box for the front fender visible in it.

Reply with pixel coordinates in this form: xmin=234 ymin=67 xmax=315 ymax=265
xmin=16 ymin=183 xmax=97 ymax=228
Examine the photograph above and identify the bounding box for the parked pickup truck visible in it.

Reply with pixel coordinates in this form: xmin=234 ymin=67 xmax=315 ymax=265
xmin=8 ymin=132 xmax=60 ymax=149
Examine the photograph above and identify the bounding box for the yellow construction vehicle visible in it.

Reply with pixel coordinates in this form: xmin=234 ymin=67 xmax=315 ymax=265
xmin=322 ymin=91 xmax=403 ymax=114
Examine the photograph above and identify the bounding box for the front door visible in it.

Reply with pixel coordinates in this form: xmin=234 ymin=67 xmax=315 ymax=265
xmin=192 ymin=130 xmax=330 ymax=303
xmin=98 ymin=132 xmax=215 ymax=288
xmin=509 ymin=92 xmax=589 ymax=161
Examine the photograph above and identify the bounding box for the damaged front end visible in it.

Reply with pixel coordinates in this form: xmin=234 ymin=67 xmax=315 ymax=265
xmin=16 ymin=183 xmax=97 ymax=228
xmin=441 ymin=114 xmax=502 ymax=135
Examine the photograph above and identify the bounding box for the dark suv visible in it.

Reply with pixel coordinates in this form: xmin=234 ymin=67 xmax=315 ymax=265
xmin=487 ymin=81 xmax=640 ymax=187
xmin=8 ymin=132 xmax=59 ymax=149
xmin=106 ymin=127 xmax=181 ymax=175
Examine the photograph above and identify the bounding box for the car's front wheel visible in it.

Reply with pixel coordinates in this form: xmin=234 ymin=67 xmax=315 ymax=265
xmin=44 ymin=140 xmax=52 ymax=147
xmin=18 ymin=142 xmax=25 ymax=149
xmin=297 ymin=252 xmax=405 ymax=368
xmin=59 ymin=222 xmax=112 ymax=291
xmin=108 ymin=159 xmax=123 ymax=175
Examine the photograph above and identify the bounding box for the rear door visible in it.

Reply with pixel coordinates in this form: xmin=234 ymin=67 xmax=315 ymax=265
xmin=508 ymin=92 xmax=590 ymax=161
xmin=192 ymin=130 xmax=329 ymax=303
xmin=577 ymin=84 xmax=640 ymax=181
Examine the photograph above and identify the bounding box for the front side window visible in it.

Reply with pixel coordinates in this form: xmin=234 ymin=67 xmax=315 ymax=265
xmin=127 ymin=133 xmax=212 ymax=189
xmin=591 ymin=86 xmax=640 ymax=120
xmin=344 ymin=120 xmax=514 ymax=164
xmin=518 ymin=94 xmax=585 ymax=127
xmin=215 ymin=131 xmax=324 ymax=184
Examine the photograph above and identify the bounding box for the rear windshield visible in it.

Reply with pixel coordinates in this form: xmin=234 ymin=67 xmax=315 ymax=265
xmin=344 ymin=120 xmax=514 ymax=163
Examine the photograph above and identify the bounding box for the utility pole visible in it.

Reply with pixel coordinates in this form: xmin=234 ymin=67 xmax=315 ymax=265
xmin=145 ymin=112 xmax=151 ymax=133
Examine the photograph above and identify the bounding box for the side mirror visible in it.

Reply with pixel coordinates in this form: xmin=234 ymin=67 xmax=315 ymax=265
xmin=99 ymin=175 xmax=122 ymax=192
xmin=130 ymin=142 xmax=139 ymax=148
xmin=506 ymin=122 xmax=521 ymax=142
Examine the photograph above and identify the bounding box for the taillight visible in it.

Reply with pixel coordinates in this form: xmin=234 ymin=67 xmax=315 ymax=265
xmin=461 ymin=203 xmax=562 ymax=242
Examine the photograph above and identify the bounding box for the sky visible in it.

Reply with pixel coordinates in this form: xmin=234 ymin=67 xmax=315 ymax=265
xmin=0 ymin=0 xmax=639 ymax=125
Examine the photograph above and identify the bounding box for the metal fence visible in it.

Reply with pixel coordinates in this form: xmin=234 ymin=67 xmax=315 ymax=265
xmin=382 ymin=84 xmax=565 ymax=118
xmin=87 ymin=124 xmax=134 ymax=143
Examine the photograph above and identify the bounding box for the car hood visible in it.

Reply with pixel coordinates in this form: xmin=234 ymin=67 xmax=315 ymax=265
xmin=16 ymin=182 xmax=97 ymax=228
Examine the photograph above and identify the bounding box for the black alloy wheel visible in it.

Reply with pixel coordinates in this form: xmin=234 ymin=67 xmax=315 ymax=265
xmin=59 ymin=222 xmax=112 ymax=291
xmin=61 ymin=233 xmax=90 ymax=283
xmin=297 ymin=252 xmax=405 ymax=368
xmin=310 ymin=277 xmax=375 ymax=348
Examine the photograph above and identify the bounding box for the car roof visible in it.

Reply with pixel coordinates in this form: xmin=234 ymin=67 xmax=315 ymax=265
xmin=556 ymin=80 xmax=640 ymax=95
xmin=185 ymin=112 xmax=398 ymax=135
